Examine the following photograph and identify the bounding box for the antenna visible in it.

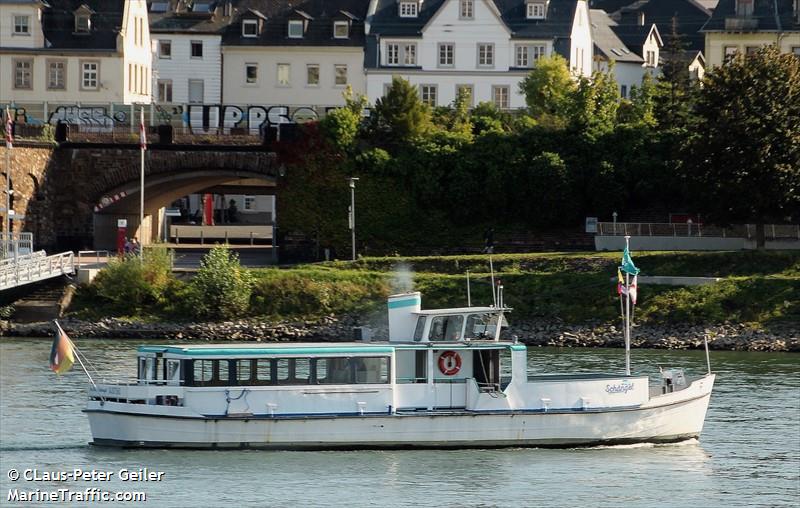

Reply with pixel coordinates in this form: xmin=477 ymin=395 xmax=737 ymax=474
xmin=466 ymin=270 xmax=471 ymax=307
xmin=489 ymin=256 xmax=497 ymax=307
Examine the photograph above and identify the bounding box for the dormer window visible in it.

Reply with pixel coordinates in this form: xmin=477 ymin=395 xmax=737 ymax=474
xmin=75 ymin=14 xmax=91 ymax=32
xmin=526 ymin=1 xmax=546 ymax=20
xmin=288 ymin=20 xmax=304 ymax=38
xmin=736 ymin=0 xmax=754 ymax=16
xmin=242 ymin=19 xmax=258 ymax=37
xmin=334 ymin=21 xmax=349 ymax=39
xmin=399 ymin=1 xmax=418 ymax=18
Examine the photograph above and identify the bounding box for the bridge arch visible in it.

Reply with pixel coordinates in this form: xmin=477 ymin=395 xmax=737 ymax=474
xmin=80 ymin=149 xmax=277 ymax=249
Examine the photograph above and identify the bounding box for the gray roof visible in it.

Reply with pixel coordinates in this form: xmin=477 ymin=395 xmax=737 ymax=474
xmin=221 ymin=0 xmax=368 ymax=47
xmin=590 ymin=9 xmax=644 ymax=63
xmin=368 ymin=0 xmax=580 ymax=39
xmin=701 ymin=0 xmax=799 ymax=32
xmin=149 ymin=1 xmax=233 ymax=34
xmin=592 ymin=0 xmax=712 ymax=53
xmin=40 ymin=0 xmax=125 ymax=51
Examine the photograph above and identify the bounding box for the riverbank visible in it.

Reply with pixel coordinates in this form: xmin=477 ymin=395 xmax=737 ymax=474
xmin=2 ymin=316 xmax=797 ymax=352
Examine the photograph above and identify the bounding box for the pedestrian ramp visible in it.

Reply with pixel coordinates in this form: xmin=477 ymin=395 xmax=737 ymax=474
xmin=0 ymin=250 xmax=75 ymax=291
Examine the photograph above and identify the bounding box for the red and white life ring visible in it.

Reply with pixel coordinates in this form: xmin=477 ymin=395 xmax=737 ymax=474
xmin=438 ymin=351 xmax=462 ymax=376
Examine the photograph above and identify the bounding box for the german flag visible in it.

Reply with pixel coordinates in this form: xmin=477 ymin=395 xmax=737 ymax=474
xmin=49 ymin=324 xmax=74 ymax=375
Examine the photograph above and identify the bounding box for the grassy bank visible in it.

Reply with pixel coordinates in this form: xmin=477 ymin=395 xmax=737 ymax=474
xmin=68 ymin=251 xmax=799 ymax=328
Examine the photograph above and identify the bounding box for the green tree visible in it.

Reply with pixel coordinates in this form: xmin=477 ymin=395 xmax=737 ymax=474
xmin=618 ymin=73 xmax=657 ymax=127
xmin=320 ymin=86 xmax=368 ymax=153
xmin=686 ymin=45 xmax=800 ymax=246
xmin=373 ymin=76 xmax=432 ymax=141
xmin=187 ymin=245 xmax=254 ymax=319
xmin=91 ymin=245 xmax=174 ymax=312
xmin=570 ymin=69 xmax=620 ymax=135
xmin=519 ymin=54 xmax=576 ymax=123
xmin=654 ymin=17 xmax=697 ymax=130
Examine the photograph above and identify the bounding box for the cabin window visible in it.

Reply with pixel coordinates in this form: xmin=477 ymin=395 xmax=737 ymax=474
xmin=429 ymin=315 xmax=464 ymax=341
xmin=138 ymin=358 xmax=146 ymax=381
xmin=144 ymin=358 xmax=155 ymax=380
xmin=316 ymin=357 xmax=390 ymax=384
xmin=415 ymin=350 xmax=427 ymax=382
xmin=193 ymin=360 xmax=214 ymax=385
xmin=413 ymin=316 xmax=426 ymax=341
xmin=276 ymin=359 xmax=291 ymax=384
xmin=236 ymin=360 xmax=252 ymax=383
xmin=216 ymin=360 xmax=230 ymax=384
xmin=167 ymin=360 xmax=181 ymax=382
xmin=292 ymin=358 xmax=311 ymax=383
xmin=256 ymin=359 xmax=273 ymax=384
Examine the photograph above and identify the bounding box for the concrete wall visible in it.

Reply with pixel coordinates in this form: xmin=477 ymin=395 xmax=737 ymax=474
xmin=595 ymin=235 xmax=800 ymax=251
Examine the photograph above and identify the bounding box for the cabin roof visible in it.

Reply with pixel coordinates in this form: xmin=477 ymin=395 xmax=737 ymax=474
xmin=138 ymin=341 xmax=525 ymax=356
xmin=414 ymin=306 xmax=510 ymax=315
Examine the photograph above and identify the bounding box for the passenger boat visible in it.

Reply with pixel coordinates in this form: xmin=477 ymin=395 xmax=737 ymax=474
xmin=83 ymin=289 xmax=716 ymax=449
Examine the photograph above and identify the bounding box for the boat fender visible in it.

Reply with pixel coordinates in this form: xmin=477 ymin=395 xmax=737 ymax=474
xmin=438 ymin=351 xmax=462 ymax=376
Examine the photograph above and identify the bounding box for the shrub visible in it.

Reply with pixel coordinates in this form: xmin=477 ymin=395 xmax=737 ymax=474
xmin=90 ymin=246 xmax=173 ymax=312
xmin=186 ymin=245 xmax=253 ymax=320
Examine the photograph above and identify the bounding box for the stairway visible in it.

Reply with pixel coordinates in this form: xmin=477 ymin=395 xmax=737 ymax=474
xmin=9 ymin=277 xmax=74 ymax=323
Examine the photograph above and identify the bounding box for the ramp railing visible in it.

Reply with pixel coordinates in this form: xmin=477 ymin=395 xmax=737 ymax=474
xmin=0 ymin=251 xmax=75 ymax=291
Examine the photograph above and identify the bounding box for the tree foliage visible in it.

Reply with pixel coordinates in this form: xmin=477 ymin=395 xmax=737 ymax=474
xmin=373 ymin=76 xmax=432 ymax=141
xmin=186 ymin=245 xmax=254 ymax=319
xmin=686 ymin=45 xmax=800 ymax=243
xmin=519 ymin=54 xmax=576 ymax=122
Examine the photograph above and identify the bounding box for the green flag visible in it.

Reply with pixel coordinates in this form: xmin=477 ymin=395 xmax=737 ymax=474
xmin=621 ymin=247 xmax=640 ymax=275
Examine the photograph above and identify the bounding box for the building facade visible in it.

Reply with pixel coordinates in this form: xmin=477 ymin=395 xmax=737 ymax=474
xmin=0 ymin=0 xmax=152 ymax=108
xmin=591 ymin=9 xmax=661 ymax=98
xmin=149 ymin=1 xmax=229 ymax=105
xmin=702 ymin=0 xmax=800 ymax=67
xmin=365 ymin=0 xmax=594 ymax=109
xmin=220 ymin=1 xmax=368 ymax=110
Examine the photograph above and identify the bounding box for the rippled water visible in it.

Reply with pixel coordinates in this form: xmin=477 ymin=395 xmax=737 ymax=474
xmin=1 ymin=338 xmax=798 ymax=507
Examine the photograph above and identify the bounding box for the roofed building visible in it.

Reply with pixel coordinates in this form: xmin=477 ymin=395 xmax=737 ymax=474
xmin=0 ymin=0 xmax=152 ymax=110
xmin=701 ymin=0 xmax=800 ymax=67
xmin=220 ymin=0 xmax=369 ymax=111
xmin=364 ymin=0 xmax=594 ymax=109
xmin=591 ymin=9 xmax=660 ymax=98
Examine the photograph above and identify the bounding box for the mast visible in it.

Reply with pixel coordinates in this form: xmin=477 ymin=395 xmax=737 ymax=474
xmin=624 ymin=236 xmax=632 ymax=375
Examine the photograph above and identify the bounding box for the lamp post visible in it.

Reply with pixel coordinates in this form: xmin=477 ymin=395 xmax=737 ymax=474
xmin=348 ymin=177 xmax=359 ymax=261
xmin=612 ymin=211 xmax=618 ymax=235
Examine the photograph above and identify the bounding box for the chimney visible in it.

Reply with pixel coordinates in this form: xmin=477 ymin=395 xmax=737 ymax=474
xmin=387 ymin=292 xmax=421 ymax=342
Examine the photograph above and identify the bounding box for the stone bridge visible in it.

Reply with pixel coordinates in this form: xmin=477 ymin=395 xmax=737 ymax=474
xmin=1 ymin=144 xmax=277 ymax=251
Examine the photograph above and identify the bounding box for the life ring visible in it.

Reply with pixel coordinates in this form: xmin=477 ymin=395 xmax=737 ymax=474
xmin=438 ymin=351 xmax=462 ymax=376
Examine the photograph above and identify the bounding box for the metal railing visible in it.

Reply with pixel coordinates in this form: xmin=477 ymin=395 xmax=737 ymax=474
xmin=0 ymin=250 xmax=75 ymax=291
xmin=1 ymin=232 xmax=34 ymax=259
xmin=597 ymin=222 xmax=800 ymax=240
xmin=77 ymin=250 xmax=110 ymax=267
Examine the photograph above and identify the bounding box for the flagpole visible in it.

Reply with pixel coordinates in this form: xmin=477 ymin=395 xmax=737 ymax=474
xmin=139 ymin=107 xmax=145 ymax=256
xmin=4 ymin=107 xmax=12 ymax=258
xmin=624 ymin=235 xmax=631 ymax=376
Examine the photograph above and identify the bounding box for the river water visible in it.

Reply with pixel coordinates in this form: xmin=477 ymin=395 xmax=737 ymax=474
xmin=1 ymin=338 xmax=798 ymax=507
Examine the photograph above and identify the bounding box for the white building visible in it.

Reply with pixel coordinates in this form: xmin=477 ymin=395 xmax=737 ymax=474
xmin=220 ymin=1 xmax=369 ymax=112
xmin=149 ymin=1 xmax=228 ymax=105
xmin=0 ymin=0 xmax=151 ymax=109
xmin=591 ymin=9 xmax=660 ymax=99
xmin=364 ymin=0 xmax=594 ymax=109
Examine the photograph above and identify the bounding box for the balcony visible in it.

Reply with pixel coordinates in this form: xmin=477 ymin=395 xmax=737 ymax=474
xmin=725 ymin=16 xmax=759 ymax=30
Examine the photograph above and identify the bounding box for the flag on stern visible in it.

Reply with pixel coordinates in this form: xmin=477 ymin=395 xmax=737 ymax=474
xmin=49 ymin=324 xmax=75 ymax=375
xmin=4 ymin=107 xmax=12 ymax=148
xmin=620 ymin=247 xmax=640 ymax=275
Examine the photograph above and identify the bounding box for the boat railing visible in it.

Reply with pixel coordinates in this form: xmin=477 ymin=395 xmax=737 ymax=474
xmin=96 ymin=378 xmax=184 ymax=386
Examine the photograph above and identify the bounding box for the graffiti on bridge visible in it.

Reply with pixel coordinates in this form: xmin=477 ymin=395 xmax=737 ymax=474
xmin=48 ymin=106 xmax=127 ymax=131
xmin=180 ymin=104 xmax=323 ymax=135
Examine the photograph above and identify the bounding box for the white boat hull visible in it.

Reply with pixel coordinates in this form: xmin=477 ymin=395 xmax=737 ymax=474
xmin=86 ymin=377 xmax=714 ymax=449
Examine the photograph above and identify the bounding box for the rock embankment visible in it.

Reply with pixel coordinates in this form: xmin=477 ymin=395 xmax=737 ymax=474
xmin=2 ymin=317 xmax=798 ymax=352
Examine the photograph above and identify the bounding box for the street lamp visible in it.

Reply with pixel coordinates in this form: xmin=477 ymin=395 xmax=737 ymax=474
xmin=348 ymin=177 xmax=359 ymax=261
